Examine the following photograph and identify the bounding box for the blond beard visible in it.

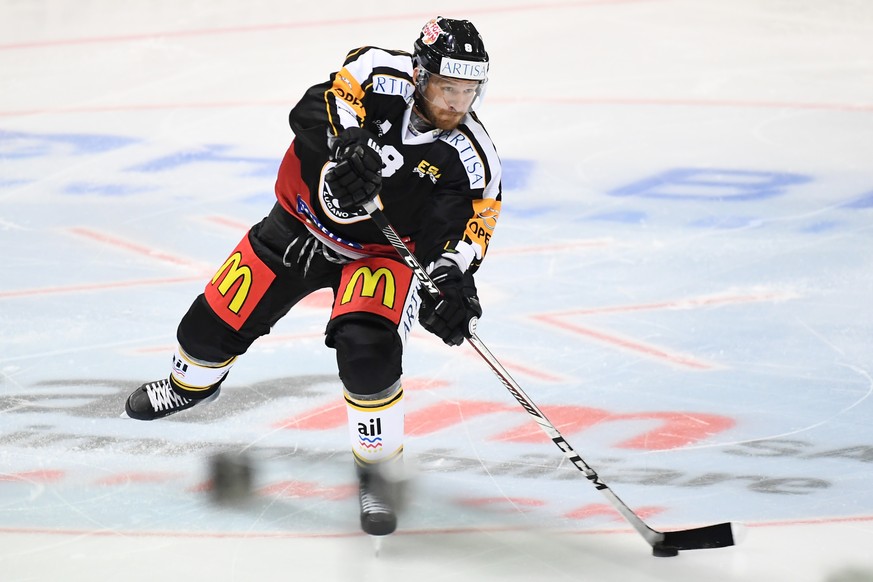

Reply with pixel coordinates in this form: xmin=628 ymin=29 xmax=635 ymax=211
xmin=414 ymin=99 xmax=465 ymax=132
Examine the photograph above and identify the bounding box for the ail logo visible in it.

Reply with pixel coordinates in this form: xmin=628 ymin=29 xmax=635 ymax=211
xmin=172 ymin=354 xmax=189 ymax=377
xmin=357 ymin=417 xmax=383 ymax=452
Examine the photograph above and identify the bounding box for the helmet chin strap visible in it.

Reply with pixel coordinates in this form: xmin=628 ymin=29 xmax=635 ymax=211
xmin=410 ymin=105 xmax=435 ymax=134
xmin=410 ymin=72 xmax=446 ymax=133
xmin=411 ymin=68 xmax=433 ymax=125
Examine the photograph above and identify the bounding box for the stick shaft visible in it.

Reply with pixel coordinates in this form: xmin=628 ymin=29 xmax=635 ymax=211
xmin=361 ymin=200 xmax=665 ymax=545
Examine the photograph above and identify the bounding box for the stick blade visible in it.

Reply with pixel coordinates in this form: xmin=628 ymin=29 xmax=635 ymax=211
xmin=659 ymin=522 xmax=738 ymax=552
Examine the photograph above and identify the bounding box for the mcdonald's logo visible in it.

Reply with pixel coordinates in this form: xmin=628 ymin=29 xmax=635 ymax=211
xmin=210 ymin=251 xmax=252 ymax=314
xmin=341 ymin=266 xmax=396 ymax=309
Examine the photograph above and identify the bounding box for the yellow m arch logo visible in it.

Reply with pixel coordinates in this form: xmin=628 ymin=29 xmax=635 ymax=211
xmin=211 ymin=252 xmax=252 ymax=314
xmin=341 ymin=266 xmax=396 ymax=309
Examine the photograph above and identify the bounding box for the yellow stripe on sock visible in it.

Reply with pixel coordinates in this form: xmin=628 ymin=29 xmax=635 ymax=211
xmin=170 ymin=375 xmax=218 ymax=393
xmin=344 ymin=387 xmax=403 ymax=412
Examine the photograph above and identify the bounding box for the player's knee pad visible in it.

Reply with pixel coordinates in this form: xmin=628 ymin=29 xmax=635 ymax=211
xmin=329 ymin=316 xmax=402 ymax=397
xmin=169 ymin=345 xmax=235 ymax=400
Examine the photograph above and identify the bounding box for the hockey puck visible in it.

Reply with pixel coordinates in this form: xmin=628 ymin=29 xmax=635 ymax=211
xmin=652 ymin=545 xmax=680 ymax=558
xmin=209 ymin=452 xmax=254 ymax=505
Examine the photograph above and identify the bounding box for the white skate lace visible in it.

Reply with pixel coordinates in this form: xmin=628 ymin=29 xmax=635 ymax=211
xmin=145 ymin=380 xmax=190 ymax=412
xmin=360 ymin=490 xmax=391 ymax=515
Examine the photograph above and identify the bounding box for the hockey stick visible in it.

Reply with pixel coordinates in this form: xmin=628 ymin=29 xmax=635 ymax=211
xmin=362 ymin=199 xmax=738 ymax=556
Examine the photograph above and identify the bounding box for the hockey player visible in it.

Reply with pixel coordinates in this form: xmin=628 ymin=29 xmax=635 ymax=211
xmin=125 ymin=16 xmax=502 ymax=536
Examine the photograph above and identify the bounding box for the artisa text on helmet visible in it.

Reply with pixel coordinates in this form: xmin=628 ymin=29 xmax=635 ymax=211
xmin=439 ymin=57 xmax=488 ymax=81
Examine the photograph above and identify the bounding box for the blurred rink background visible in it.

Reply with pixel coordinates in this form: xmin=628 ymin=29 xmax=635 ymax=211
xmin=2 ymin=0 xmax=873 ymax=580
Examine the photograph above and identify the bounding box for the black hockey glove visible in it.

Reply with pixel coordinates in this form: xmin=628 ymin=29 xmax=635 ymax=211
xmin=324 ymin=127 xmax=383 ymax=210
xmin=419 ymin=259 xmax=482 ymax=347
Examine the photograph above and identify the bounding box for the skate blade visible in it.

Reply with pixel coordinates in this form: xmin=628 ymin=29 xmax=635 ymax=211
xmin=371 ymin=535 xmax=383 ymax=557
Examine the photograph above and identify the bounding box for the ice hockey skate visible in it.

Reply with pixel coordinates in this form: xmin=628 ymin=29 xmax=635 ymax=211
xmin=357 ymin=465 xmax=398 ymax=537
xmin=124 ymin=379 xmax=219 ymax=421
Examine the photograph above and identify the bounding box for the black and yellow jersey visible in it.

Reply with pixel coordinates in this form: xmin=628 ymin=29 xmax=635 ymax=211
xmin=277 ymin=45 xmax=502 ymax=275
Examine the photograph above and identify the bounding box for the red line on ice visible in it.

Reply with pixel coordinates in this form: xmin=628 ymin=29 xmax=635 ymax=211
xmin=534 ymin=316 xmax=714 ymax=369
xmin=3 ymin=96 xmax=871 ymax=118
xmin=532 ymin=292 xmax=797 ymax=369
xmin=556 ymin=291 xmax=795 ymax=316
xmin=2 ymin=514 xmax=873 ymax=540
xmin=66 ymin=227 xmax=204 ymax=269
xmin=0 ymin=276 xmax=204 ymax=299
xmin=0 ymin=1 xmax=658 ymax=51
xmin=202 ymin=215 xmax=251 ymax=231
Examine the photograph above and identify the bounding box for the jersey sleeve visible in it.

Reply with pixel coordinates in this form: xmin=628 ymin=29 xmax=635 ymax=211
xmin=421 ymin=124 xmax=503 ymax=276
xmin=288 ymin=46 xmax=411 ymax=154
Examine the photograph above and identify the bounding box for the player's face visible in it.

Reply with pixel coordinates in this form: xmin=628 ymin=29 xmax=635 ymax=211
xmin=416 ymin=72 xmax=480 ymax=130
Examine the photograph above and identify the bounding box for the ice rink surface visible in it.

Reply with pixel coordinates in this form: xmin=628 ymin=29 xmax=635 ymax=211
xmin=3 ymin=0 xmax=873 ymax=580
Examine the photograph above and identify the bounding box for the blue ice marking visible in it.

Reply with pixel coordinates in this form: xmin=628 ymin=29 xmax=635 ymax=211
xmin=0 ymin=179 xmax=30 ymax=189
xmin=689 ymin=215 xmax=761 ymax=229
xmin=609 ymin=168 xmax=812 ymax=201
xmin=0 ymin=129 xmax=137 ymax=158
xmin=501 ymin=159 xmax=533 ymax=191
xmin=799 ymin=221 xmax=841 ymax=233
xmin=64 ymin=182 xmax=153 ymax=196
xmin=128 ymin=144 xmax=279 ymax=177
xmin=842 ymin=189 xmax=873 ymax=209
xmin=243 ymin=192 xmax=276 ymax=205
xmin=586 ymin=210 xmax=648 ymax=223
